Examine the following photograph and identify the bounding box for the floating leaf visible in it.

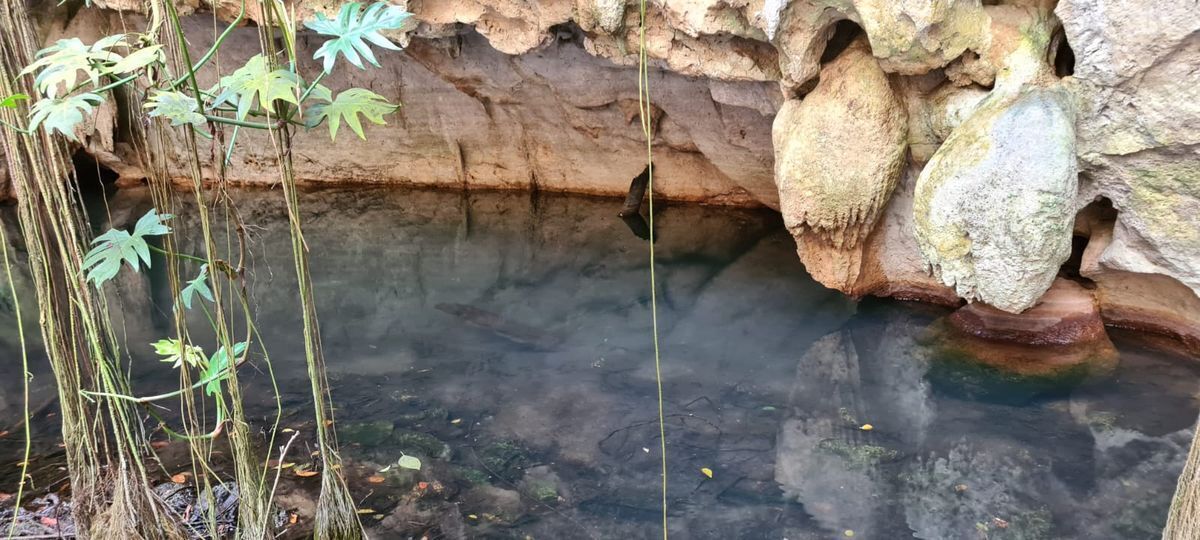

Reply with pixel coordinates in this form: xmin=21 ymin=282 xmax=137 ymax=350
xmin=146 ymin=90 xmax=206 ymax=127
xmin=28 ymin=92 xmax=104 ymax=142
xmin=356 ymin=508 xmax=376 ymax=515
xmin=81 ymin=208 xmax=171 ymax=286
xmin=178 ymin=264 xmax=214 ymax=310
xmin=209 ymin=55 xmax=301 ymax=121
xmin=295 ymin=469 xmax=320 ymax=478
xmin=20 ymin=35 xmax=128 ymax=98
xmin=860 ymin=424 xmax=873 ymax=431
xmin=151 ymin=339 xmax=205 ymax=370
xmin=170 ymin=473 xmax=188 ymax=484
xmin=700 ymin=467 xmax=713 ymax=479
xmin=0 ymin=94 xmax=28 ymax=109
xmin=367 ymin=475 xmax=385 ymax=484
xmin=844 ymin=530 xmax=855 ymax=537
xmin=304 ymin=2 xmax=412 ymax=73
xmin=304 ymin=85 xmax=397 ymax=140
xmin=397 ymin=454 xmax=421 ymax=471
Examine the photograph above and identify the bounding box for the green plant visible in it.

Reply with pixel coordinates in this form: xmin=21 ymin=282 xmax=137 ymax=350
xmin=0 ymin=0 xmax=416 ymax=536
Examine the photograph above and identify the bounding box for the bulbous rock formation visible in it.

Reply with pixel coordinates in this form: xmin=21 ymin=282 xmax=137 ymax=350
xmin=773 ymin=37 xmax=908 ymax=250
xmin=914 ymin=85 xmax=1078 ymax=313
xmin=913 ymin=11 xmax=1079 ymax=313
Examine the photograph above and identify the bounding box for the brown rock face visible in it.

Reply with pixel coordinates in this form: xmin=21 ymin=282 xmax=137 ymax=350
xmin=928 ymin=279 xmax=1119 ymax=377
xmin=948 ymin=279 xmax=1106 ymax=346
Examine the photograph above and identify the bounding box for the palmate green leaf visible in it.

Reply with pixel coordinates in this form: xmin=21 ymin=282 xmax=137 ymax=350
xmin=209 ymin=55 xmax=302 ymax=120
xmin=146 ymin=91 xmax=206 ymax=127
xmin=304 ymin=2 xmax=412 ymax=73
xmin=20 ymin=35 xmax=128 ymax=98
xmin=0 ymin=94 xmax=28 ymax=109
xmin=82 ymin=208 xmax=172 ymax=287
xmin=152 ymin=338 xmax=206 ymax=370
xmin=304 ymin=85 xmax=398 ymax=140
xmin=28 ymin=93 xmax=104 ymax=142
xmin=179 ymin=264 xmax=215 ymax=310
xmin=204 ymin=342 xmax=247 ymax=396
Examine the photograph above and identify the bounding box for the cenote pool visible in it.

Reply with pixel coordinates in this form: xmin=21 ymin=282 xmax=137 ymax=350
xmin=0 ymin=187 xmax=1197 ymax=539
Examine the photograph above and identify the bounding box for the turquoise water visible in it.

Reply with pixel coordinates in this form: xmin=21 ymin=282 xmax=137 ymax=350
xmin=0 ymin=187 xmax=1196 ymax=539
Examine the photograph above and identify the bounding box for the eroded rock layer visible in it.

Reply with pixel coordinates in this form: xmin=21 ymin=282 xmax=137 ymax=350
xmin=8 ymin=0 xmax=1200 ymax=346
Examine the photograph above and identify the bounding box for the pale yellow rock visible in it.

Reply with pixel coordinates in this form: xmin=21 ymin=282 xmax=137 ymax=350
xmin=773 ymin=37 xmax=907 ymax=249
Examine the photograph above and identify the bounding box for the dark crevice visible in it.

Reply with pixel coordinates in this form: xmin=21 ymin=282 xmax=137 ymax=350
xmin=549 ymin=21 xmax=584 ymax=46
xmin=1050 ymin=27 xmax=1075 ymax=78
xmin=820 ymin=19 xmax=864 ymax=64
xmin=1063 ymin=196 xmax=1117 ymax=286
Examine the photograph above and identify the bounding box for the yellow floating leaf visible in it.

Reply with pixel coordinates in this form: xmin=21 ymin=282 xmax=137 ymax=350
xmin=278 ymin=462 xmax=296 ymax=469
xmin=467 ymin=514 xmax=478 ymax=520
xmin=700 ymin=467 xmax=713 ymax=479
xmin=844 ymin=530 xmax=855 ymax=537
xmin=860 ymin=424 xmax=873 ymax=431
xmin=294 ymin=469 xmax=320 ymax=478
xmin=356 ymin=508 xmax=376 ymax=515
xmin=450 ymin=418 xmax=462 ymax=425
xmin=170 ymin=474 xmax=188 ymax=484
xmin=367 ymin=475 xmax=386 ymax=484
xmin=281 ymin=428 xmax=296 ymax=433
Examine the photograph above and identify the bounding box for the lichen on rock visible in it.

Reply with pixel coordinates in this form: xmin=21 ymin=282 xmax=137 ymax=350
xmin=914 ymin=84 xmax=1078 ymax=313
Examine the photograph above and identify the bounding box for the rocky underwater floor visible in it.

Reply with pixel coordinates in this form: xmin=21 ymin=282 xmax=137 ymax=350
xmin=0 ymin=187 xmax=1196 ymax=539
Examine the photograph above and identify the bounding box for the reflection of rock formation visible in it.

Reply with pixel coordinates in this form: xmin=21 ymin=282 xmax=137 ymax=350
xmin=776 ymin=308 xmax=935 ymax=537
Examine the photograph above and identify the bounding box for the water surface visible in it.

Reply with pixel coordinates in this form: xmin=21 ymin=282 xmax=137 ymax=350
xmin=0 ymin=187 xmax=1196 ymax=539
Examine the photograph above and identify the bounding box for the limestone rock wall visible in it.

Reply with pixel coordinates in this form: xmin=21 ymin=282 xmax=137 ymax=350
xmin=14 ymin=0 xmax=1200 ymax=343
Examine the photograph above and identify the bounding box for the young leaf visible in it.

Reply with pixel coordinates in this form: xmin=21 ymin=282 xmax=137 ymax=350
xmin=0 ymin=94 xmax=29 ymax=109
xmin=203 ymin=342 xmax=247 ymax=396
xmin=82 ymin=208 xmax=172 ymax=287
xmin=152 ymin=338 xmax=205 ymax=369
xmin=304 ymin=2 xmax=412 ymax=73
xmin=28 ymin=93 xmax=104 ymax=142
xmin=109 ymin=44 xmax=163 ymax=74
xmin=20 ymin=35 xmax=128 ymax=98
xmin=146 ymin=91 xmax=206 ymax=127
xmin=209 ymin=55 xmax=301 ymax=120
xmin=305 ymin=85 xmax=397 ymax=140
xmin=178 ymin=264 xmax=214 ymax=310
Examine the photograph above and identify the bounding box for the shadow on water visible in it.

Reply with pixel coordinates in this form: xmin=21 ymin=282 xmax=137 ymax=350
xmin=0 ymin=186 xmax=1197 ymax=539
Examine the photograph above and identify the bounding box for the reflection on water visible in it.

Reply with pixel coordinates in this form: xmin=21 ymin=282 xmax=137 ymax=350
xmin=0 ymin=187 xmax=1197 ymax=539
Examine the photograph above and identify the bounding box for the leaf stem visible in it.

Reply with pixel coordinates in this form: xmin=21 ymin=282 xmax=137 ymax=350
xmin=148 ymin=244 xmax=208 ymax=264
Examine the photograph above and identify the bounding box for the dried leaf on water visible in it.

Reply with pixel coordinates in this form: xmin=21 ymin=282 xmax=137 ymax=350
xmin=367 ymin=475 xmax=386 ymax=484
xmin=356 ymin=508 xmax=376 ymax=515
xmin=170 ymin=474 xmax=188 ymax=484
xmin=860 ymin=424 xmax=874 ymax=431
xmin=295 ymin=469 xmax=320 ymax=478
xmin=700 ymin=467 xmax=713 ymax=479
